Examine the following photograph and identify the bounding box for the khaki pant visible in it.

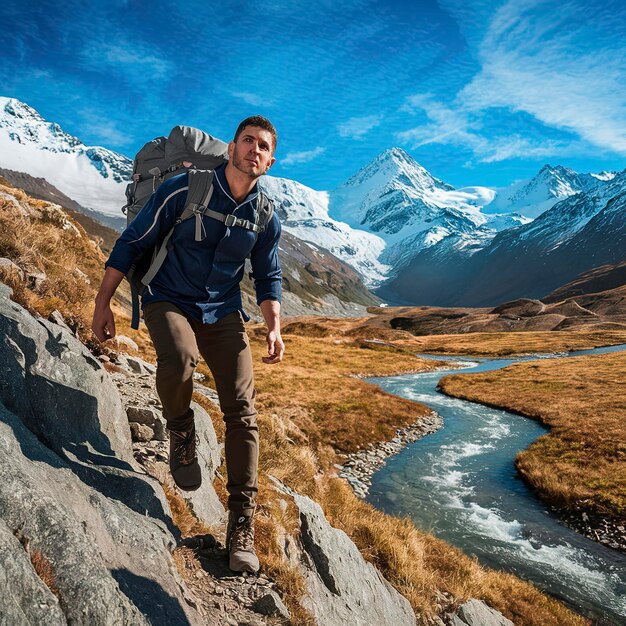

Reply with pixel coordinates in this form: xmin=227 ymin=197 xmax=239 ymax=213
xmin=143 ymin=301 xmax=258 ymax=515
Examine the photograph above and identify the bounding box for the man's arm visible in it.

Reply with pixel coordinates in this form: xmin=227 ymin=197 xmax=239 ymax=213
xmin=91 ymin=174 xmax=188 ymax=342
xmin=92 ymin=267 xmax=125 ymax=341
xmin=259 ymin=299 xmax=283 ymax=363
xmin=250 ymin=211 xmax=284 ymax=363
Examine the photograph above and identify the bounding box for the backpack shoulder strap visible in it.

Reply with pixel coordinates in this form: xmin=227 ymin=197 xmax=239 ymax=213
xmin=180 ymin=169 xmax=216 ymax=241
xmin=255 ymin=191 xmax=274 ymax=232
xmin=139 ymin=170 xmax=215 ymax=290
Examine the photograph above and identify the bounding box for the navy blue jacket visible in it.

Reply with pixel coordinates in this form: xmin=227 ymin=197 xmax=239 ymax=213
xmin=105 ymin=163 xmax=282 ymax=324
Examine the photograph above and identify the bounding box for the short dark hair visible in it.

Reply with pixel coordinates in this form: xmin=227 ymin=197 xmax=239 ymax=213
xmin=234 ymin=116 xmax=278 ymax=153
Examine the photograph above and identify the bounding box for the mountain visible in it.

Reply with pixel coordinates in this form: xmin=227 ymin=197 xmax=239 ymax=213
xmin=0 ymin=97 xmax=389 ymax=290
xmin=329 ymin=147 xmax=529 ymax=272
xmin=543 ymin=260 xmax=626 ymax=302
xmin=3 ymin=96 xmax=623 ymax=312
xmin=259 ymin=175 xmax=390 ymax=287
xmin=483 ymin=164 xmax=614 ymax=218
xmin=378 ymin=169 xmax=626 ymax=306
xmin=0 ymin=97 xmax=131 ymax=220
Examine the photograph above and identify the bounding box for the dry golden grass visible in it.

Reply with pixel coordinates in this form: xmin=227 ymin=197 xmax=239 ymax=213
xmin=0 ymin=182 xmax=106 ymax=345
xmin=439 ymin=351 xmax=626 ymax=517
xmin=393 ymin=329 xmax=626 ymax=357
xmin=30 ymin=548 xmax=61 ymax=599
xmin=198 ymin=333 xmax=443 ymax=455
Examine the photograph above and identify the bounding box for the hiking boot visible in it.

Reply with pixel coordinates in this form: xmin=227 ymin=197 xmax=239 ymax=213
xmin=226 ymin=511 xmax=260 ymax=573
xmin=169 ymin=422 xmax=202 ymax=491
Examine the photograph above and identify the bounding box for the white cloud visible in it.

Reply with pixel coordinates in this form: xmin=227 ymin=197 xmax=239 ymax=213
xmin=281 ymin=147 xmax=326 ymax=166
xmin=459 ymin=0 xmax=626 ymax=154
xmin=232 ymin=92 xmax=273 ymax=107
xmin=397 ymin=94 xmax=573 ymax=163
xmin=337 ymin=114 xmax=382 ymax=139
xmin=79 ymin=39 xmax=175 ymax=81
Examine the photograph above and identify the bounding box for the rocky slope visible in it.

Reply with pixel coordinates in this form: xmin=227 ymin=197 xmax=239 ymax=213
xmin=0 ymin=281 xmax=410 ymax=625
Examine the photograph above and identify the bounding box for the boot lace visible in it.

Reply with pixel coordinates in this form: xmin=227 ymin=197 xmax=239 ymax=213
xmin=229 ymin=516 xmax=255 ymax=553
xmin=171 ymin=429 xmax=198 ymax=465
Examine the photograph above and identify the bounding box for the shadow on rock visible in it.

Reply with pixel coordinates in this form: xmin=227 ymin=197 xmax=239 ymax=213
xmin=112 ymin=568 xmax=193 ymax=626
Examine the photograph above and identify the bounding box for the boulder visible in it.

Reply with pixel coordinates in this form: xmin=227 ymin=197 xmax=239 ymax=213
xmin=252 ymin=590 xmax=290 ymax=619
xmin=130 ymin=422 xmax=154 ymax=442
xmin=0 ymin=282 xmax=175 ymax=530
xmin=451 ymin=599 xmax=514 ymax=626
xmin=125 ymin=355 xmax=156 ymax=375
xmin=0 ymin=399 xmax=203 ymax=625
xmin=127 ymin=406 xmax=160 ymax=426
xmin=271 ymin=477 xmax=415 ymax=626
xmin=110 ymin=334 xmax=139 ymax=352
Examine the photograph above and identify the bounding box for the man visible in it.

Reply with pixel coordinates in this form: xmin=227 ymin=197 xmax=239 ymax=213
xmin=91 ymin=116 xmax=284 ymax=574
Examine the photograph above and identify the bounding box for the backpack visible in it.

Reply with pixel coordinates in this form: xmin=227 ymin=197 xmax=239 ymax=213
xmin=122 ymin=125 xmax=274 ymax=329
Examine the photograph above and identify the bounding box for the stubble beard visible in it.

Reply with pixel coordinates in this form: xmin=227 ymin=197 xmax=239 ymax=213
xmin=232 ymin=152 xmax=263 ymax=181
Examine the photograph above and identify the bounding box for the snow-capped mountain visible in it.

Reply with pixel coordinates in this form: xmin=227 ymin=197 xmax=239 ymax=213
xmin=259 ymin=176 xmax=390 ymax=287
xmin=483 ymin=164 xmax=613 ymax=218
xmin=329 ymin=147 xmax=529 ymax=269
xmin=0 ymin=97 xmax=131 ymax=216
xmin=379 ymin=167 xmax=626 ymax=306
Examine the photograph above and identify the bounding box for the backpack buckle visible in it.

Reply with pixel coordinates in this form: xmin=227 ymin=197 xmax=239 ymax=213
xmin=224 ymin=214 xmax=237 ymax=227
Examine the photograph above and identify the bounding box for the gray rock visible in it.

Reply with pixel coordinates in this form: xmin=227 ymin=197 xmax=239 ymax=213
xmin=0 ymin=283 xmax=134 ymax=467
xmin=0 ymin=399 xmax=203 ymax=625
xmin=125 ymin=355 xmax=156 ymax=375
xmin=110 ymin=335 xmax=139 ymax=352
xmin=130 ymin=422 xmax=154 ymax=442
xmin=451 ymin=599 xmax=514 ymax=626
xmin=252 ymin=590 xmax=290 ymax=619
xmin=272 ymin=477 xmax=415 ymax=626
xmin=0 ymin=519 xmax=66 ymax=625
xmin=47 ymin=309 xmax=72 ymax=332
xmin=153 ymin=416 xmax=168 ymax=441
xmin=0 ymin=282 xmax=178 ymax=532
xmin=127 ymin=406 xmax=160 ymax=426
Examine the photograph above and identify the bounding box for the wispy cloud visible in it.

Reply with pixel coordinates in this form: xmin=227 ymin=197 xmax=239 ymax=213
xmin=77 ymin=110 xmax=130 ymax=147
xmin=281 ymin=147 xmax=326 ymax=166
xmin=79 ymin=39 xmax=175 ymax=82
xmin=397 ymin=94 xmax=572 ymax=162
xmin=231 ymin=92 xmax=274 ymax=108
xmin=337 ymin=114 xmax=382 ymax=139
xmin=459 ymin=0 xmax=626 ymax=154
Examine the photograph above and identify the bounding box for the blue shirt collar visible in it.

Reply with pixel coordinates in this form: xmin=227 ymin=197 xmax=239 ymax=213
xmin=214 ymin=162 xmax=259 ymax=206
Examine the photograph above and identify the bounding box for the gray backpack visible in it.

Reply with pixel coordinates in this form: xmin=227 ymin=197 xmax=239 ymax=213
xmin=122 ymin=125 xmax=274 ymax=329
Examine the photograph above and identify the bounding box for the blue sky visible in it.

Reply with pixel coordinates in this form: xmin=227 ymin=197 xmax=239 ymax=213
xmin=1 ymin=0 xmax=625 ymax=191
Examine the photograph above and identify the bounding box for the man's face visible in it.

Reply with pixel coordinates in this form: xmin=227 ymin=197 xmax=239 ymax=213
xmin=228 ymin=126 xmax=276 ymax=179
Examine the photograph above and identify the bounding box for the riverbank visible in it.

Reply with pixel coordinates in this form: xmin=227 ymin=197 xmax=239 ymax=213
xmin=437 ymin=349 xmax=626 ymax=554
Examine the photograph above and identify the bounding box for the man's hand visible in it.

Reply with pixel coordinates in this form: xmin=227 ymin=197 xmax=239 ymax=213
xmin=91 ymin=267 xmax=125 ymax=342
xmin=262 ymin=329 xmax=284 ymax=364
xmin=91 ymin=302 xmax=116 ymax=342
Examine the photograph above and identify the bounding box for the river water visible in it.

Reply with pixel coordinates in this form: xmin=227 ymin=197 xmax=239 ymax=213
xmin=365 ymin=344 xmax=626 ymax=625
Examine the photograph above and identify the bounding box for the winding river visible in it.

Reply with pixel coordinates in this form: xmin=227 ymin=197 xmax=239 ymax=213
xmin=365 ymin=344 xmax=626 ymax=625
